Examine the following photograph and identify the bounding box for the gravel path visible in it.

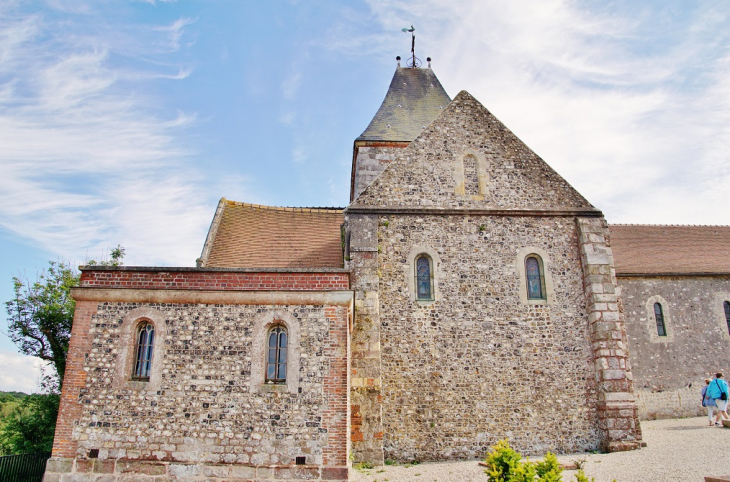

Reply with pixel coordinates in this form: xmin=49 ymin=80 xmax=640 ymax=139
xmin=350 ymin=417 xmax=730 ymax=482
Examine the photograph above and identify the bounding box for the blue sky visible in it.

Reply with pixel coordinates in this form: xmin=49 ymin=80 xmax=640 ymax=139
xmin=1 ymin=0 xmax=729 ymax=392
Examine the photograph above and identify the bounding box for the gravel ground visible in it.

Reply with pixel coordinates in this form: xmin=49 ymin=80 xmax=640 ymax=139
xmin=350 ymin=417 xmax=730 ymax=482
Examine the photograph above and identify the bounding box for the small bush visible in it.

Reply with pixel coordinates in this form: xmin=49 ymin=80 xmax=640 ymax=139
xmin=535 ymin=452 xmax=562 ymax=482
xmin=485 ymin=440 xmax=572 ymax=482
xmin=484 ymin=439 xmax=524 ymax=482
xmin=353 ymin=461 xmax=374 ymax=472
xmin=574 ymin=469 xmax=595 ymax=482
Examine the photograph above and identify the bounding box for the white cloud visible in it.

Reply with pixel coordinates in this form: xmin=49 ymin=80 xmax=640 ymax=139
xmin=0 ymin=351 xmax=46 ymax=393
xmin=281 ymin=71 xmax=302 ymax=100
xmin=154 ymin=17 xmax=196 ymax=52
xmin=0 ymin=5 xmax=211 ymax=266
xmin=362 ymin=0 xmax=730 ymax=225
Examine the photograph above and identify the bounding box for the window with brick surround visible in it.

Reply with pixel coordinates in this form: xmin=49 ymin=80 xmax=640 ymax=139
xmin=266 ymin=325 xmax=288 ymax=383
xmin=654 ymin=302 xmax=667 ymax=337
xmin=525 ymin=255 xmax=546 ymax=300
xmin=133 ymin=321 xmax=154 ymax=380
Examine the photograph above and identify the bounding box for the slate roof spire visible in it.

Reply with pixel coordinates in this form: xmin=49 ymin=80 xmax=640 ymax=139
xmin=356 ymin=63 xmax=451 ymax=143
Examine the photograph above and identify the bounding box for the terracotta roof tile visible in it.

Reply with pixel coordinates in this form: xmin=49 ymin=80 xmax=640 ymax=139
xmin=610 ymin=224 xmax=730 ymax=275
xmin=204 ymin=201 xmax=344 ymax=269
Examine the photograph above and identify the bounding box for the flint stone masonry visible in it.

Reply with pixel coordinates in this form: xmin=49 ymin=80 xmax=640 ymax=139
xmin=619 ymin=275 xmax=730 ymax=419
xmin=48 ymin=269 xmax=351 ymax=482
xmin=350 ymin=91 xmax=599 ymax=214
xmin=375 ymin=214 xmax=599 ymax=460
xmin=352 ymin=143 xmax=407 ymax=202
xmin=345 ymin=85 xmax=641 ymax=462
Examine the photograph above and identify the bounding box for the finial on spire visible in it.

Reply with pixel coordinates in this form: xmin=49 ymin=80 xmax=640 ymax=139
xmin=396 ymin=55 xmax=401 ymax=67
xmin=401 ymin=25 xmax=421 ymax=68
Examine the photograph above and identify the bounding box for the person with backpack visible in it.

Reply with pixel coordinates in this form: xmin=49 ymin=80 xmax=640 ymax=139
xmin=707 ymin=372 xmax=729 ymax=426
xmin=702 ymin=378 xmax=715 ymax=426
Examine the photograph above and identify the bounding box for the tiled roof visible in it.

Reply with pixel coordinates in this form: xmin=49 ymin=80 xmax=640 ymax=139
xmin=203 ymin=200 xmax=344 ymax=269
xmin=610 ymin=224 xmax=730 ymax=275
xmin=357 ymin=67 xmax=451 ymax=142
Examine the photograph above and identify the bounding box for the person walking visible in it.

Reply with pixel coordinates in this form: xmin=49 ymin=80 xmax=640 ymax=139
xmin=707 ymin=372 xmax=729 ymax=426
xmin=702 ymin=378 xmax=715 ymax=426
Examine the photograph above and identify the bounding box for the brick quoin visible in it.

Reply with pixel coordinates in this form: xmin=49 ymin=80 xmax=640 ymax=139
xmin=79 ymin=269 xmax=349 ymax=291
xmin=52 ymin=301 xmax=95 ymax=458
xmin=322 ymin=305 xmax=350 ymax=467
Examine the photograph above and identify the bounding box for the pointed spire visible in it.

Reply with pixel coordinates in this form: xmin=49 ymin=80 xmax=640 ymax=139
xmin=356 ymin=67 xmax=450 ymax=142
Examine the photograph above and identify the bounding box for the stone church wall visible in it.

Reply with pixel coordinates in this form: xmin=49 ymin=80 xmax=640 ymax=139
xmin=375 ymin=213 xmax=600 ymax=460
xmin=619 ymin=275 xmax=730 ymax=419
xmin=46 ymin=268 xmax=352 ymax=482
xmin=351 ymin=143 xmax=405 ymax=201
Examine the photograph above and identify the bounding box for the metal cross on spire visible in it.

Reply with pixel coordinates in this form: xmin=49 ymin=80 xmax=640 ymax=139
xmin=401 ymin=25 xmax=420 ymax=68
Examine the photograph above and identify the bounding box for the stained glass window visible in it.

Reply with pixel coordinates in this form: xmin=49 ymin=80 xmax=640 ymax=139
xmin=724 ymin=301 xmax=730 ymax=335
xmin=415 ymin=255 xmax=433 ymax=301
xmin=266 ymin=326 xmax=287 ymax=383
xmin=133 ymin=322 xmax=154 ymax=380
xmin=654 ymin=303 xmax=666 ymax=337
xmin=526 ymin=256 xmax=544 ymax=300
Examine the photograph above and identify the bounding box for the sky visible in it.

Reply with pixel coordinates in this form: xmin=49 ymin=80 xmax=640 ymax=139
xmin=1 ymin=0 xmax=729 ymax=392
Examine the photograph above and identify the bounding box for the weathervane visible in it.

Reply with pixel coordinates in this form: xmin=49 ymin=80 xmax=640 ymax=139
xmin=401 ymin=25 xmax=421 ymax=68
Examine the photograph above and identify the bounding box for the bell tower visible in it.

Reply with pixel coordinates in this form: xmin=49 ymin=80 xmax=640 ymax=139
xmin=349 ymin=56 xmax=451 ymax=201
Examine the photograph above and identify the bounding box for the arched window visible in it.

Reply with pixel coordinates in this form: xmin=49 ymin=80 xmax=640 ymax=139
xmin=133 ymin=322 xmax=154 ymax=380
xmin=463 ymin=154 xmax=479 ymax=196
xmin=654 ymin=303 xmax=667 ymax=337
xmin=415 ymin=255 xmax=434 ymax=301
xmin=724 ymin=301 xmax=730 ymax=335
xmin=525 ymin=255 xmax=545 ymax=300
xmin=266 ymin=326 xmax=288 ymax=383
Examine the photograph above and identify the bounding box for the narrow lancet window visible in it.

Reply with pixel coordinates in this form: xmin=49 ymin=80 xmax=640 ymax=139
xmin=654 ymin=303 xmax=667 ymax=337
xmin=525 ymin=256 xmax=545 ymax=300
xmin=724 ymin=301 xmax=730 ymax=335
xmin=415 ymin=255 xmax=433 ymax=301
xmin=266 ymin=326 xmax=288 ymax=383
xmin=133 ymin=322 xmax=154 ymax=380
xmin=463 ymin=154 xmax=479 ymax=196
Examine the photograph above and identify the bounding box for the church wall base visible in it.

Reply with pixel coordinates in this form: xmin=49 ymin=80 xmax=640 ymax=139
xmin=635 ymin=387 xmax=705 ymax=420
xmin=43 ymin=457 xmax=349 ymax=481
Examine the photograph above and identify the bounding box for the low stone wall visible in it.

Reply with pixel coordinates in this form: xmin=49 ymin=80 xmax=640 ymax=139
xmin=635 ymin=386 xmax=705 ymax=420
xmin=43 ymin=457 xmax=348 ymax=481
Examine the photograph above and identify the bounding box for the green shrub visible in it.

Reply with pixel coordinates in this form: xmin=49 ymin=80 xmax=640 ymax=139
xmin=510 ymin=460 xmax=537 ymax=482
xmin=574 ymin=469 xmax=595 ymax=482
xmin=535 ymin=452 xmax=562 ymax=482
xmin=485 ymin=440 xmax=572 ymax=482
xmin=353 ymin=461 xmax=374 ymax=472
xmin=485 ymin=439 xmax=523 ymax=482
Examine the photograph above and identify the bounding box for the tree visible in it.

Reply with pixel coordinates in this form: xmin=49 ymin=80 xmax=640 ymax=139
xmin=0 ymin=394 xmax=59 ymax=455
xmin=5 ymin=262 xmax=78 ymax=391
xmin=4 ymin=245 xmax=125 ymax=391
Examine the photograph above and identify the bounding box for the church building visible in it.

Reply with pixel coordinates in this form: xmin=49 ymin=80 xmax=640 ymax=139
xmin=45 ymin=53 xmax=730 ymax=481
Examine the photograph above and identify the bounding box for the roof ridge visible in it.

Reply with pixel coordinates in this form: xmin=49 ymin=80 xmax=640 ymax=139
xmin=224 ymin=199 xmax=344 ymax=213
xmin=611 ymin=223 xmax=730 ymax=228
